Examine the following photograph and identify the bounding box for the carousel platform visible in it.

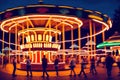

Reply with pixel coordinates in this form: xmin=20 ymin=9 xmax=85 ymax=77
xmin=19 ymin=62 xmax=67 ymax=71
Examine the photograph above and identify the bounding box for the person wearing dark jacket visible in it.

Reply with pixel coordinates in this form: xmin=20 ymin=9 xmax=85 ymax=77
xmin=12 ymin=56 xmax=17 ymax=77
xmin=78 ymin=57 xmax=87 ymax=78
xmin=105 ymin=53 xmax=114 ymax=78
xmin=26 ymin=56 xmax=32 ymax=77
xmin=42 ymin=55 xmax=49 ymax=78
xmin=54 ymin=56 xmax=59 ymax=76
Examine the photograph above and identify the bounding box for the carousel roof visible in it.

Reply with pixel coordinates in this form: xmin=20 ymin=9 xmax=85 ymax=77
xmin=2 ymin=47 xmax=12 ymax=51
xmin=106 ymin=31 xmax=120 ymax=42
xmin=97 ymin=32 xmax=120 ymax=48
xmin=85 ymin=40 xmax=96 ymax=45
xmin=69 ymin=43 xmax=79 ymax=48
xmin=0 ymin=4 xmax=112 ymax=38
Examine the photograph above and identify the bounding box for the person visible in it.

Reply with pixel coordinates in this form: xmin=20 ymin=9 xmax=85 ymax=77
xmin=26 ymin=56 xmax=32 ymax=77
xmin=69 ymin=57 xmax=76 ymax=77
xmin=96 ymin=56 xmax=101 ymax=66
xmin=42 ymin=55 xmax=49 ymax=78
xmin=54 ymin=56 xmax=59 ymax=76
xmin=90 ymin=57 xmax=97 ymax=75
xmin=116 ymin=54 xmax=120 ymax=75
xmin=12 ymin=56 xmax=17 ymax=77
xmin=101 ymin=56 xmax=106 ymax=68
xmin=2 ymin=56 xmax=8 ymax=69
xmin=78 ymin=57 xmax=87 ymax=78
xmin=105 ymin=53 xmax=114 ymax=78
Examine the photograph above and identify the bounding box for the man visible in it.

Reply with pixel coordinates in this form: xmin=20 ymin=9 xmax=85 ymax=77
xmin=12 ymin=56 xmax=17 ymax=77
xmin=69 ymin=57 xmax=76 ymax=77
xmin=105 ymin=53 xmax=114 ymax=78
xmin=90 ymin=57 xmax=97 ymax=75
xmin=42 ymin=55 xmax=49 ymax=78
xmin=26 ymin=56 xmax=32 ymax=77
xmin=54 ymin=56 xmax=59 ymax=76
xmin=78 ymin=57 xmax=87 ymax=78
xmin=116 ymin=55 xmax=120 ymax=75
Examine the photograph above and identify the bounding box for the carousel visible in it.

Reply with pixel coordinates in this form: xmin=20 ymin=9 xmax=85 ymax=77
xmin=97 ymin=32 xmax=120 ymax=55
xmin=0 ymin=2 xmax=112 ymax=70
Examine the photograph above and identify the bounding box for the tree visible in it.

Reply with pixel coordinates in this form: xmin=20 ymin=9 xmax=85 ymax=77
xmin=112 ymin=6 xmax=120 ymax=32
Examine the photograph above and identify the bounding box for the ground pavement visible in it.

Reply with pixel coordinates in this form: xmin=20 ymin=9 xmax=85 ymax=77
xmin=0 ymin=64 xmax=120 ymax=80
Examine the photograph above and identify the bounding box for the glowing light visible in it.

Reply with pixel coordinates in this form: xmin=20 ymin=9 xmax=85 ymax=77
xmin=58 ymin=6 xmax=74 ymax=9
xmin=92 ymin=19 xmax=109 ymax=30
xmin=31 ymin=35 xmax=34 ymax=42
xmin=1 ymin=15 xmax=83 ymax=32
xmin=38 ymin=34 xmax=42 ymax=41
xmin=46 ymin=35 xmax=49 ymax=41
xmin=97 ymin=42 xmax=120 ymax=48
xmin=88 ymin=15 xmax=103 ymax=21
xmin=26 ymin=36 xmax=30 ymax=43
xmin=18 ymin=28 xmax=61 ymax=36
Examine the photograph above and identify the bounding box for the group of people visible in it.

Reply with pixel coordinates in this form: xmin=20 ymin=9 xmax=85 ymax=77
xmin=69 ymin=53 xmax=120 ymax=79
xmin=12 ymin=55 xmax=60 ymax=78
xmin=11 ymin=53 xmax=120 ymax=79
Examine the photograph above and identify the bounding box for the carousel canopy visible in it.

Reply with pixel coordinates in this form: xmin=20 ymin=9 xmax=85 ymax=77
xmin=97 ymin=32 xmax=120 ymax=48
xmin=2 ymin=47 xmax=12 ymax=51
xmin=97 ymin=42 xmax=120 ymax=48
xmin=106 ymin=32 xmax=120 ymax=42
xmin=85 ymin=40 xmax=96 ymax=45
xmin=69 ymin=43 xmax=79 ymax=48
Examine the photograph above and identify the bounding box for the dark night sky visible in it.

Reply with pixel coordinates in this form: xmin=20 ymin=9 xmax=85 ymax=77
xmin=0 ymin=0 xmax=120 ymax=50
xmin=0 ymin=0 xmax=120 ymax=18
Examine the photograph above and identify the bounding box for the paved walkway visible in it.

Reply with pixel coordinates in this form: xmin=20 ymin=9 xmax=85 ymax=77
xmin=0 ymin=64 xmax=120 ymax=80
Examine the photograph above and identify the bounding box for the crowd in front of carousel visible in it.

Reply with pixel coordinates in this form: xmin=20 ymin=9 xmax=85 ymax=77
xmin=1 ymin=52 xmax=120 ymax=79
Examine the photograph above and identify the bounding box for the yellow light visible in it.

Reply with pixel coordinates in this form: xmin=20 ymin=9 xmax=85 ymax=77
xmin=6 ymin=7 xmax=24 ymax=11
xmin=18 ymin=28 xmax=61 ymax=36
xmin=27 ymin=4 xmax=55 ymax=8
xmin=92 ymin=19 xmax=109 ymax=30
xmin=49 ymin=36 xmax=52 ymax=42
xmin=26 ymin=36 xmax=30 ymax=43
xmin=38 ymin=34 xmax=42 ymax=41
xmin=31 ymin=35 xmax=34 ymax=42
xmin=46 ymin=35 xmax=49 ymax=41
xmin=58 ymin=6 xmax=74 ymax=9
xmin=1 ymin=15 xmax=83 ymax=32
xmin=84 ymin=10 xmax=93 ymax=13
xmin=88 ymin=15 xmax=103 ymax=21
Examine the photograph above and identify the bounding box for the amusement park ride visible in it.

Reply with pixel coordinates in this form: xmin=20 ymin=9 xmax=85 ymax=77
xmin=0 ymin=0 xmax=112 ymax=70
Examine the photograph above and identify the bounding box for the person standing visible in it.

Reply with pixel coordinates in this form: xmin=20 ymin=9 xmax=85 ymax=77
xmin=116 ymin=54 xmax=120 ymax=75
xmin=90 ymin=57 xmax=97 ymax=75
xmin=105 ymin=53 xmax=114 ymax=78
xmin=101 ymin=56 xmax=106 ymax=68
xmin=12 ymin=56 xmax=17 ymax=77
xmin=42 ymin=55 xmax=49 ymax=78
xmin=54 ymin=56 xmax=59 ymax=76
xmin=69 ymin=57 xmax=76 ymax=77
xmin=78 ymin=57 xmax=87 ymax=78
xmin=26 ymin=56 xmax=32 ymax=77
xmin=96 ymin=56 xmax=101 ymax=66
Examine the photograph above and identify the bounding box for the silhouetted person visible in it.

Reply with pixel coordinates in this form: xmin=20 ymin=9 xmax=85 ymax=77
xmin=78 ymin=57 xmax=87 ymax=78
xmin=116 ymin=55 xmax=120 ymax=75
xmin=54 ymin=56 xmax=59 ymax=76
xmin=3 ymin=56 xmax=8 ymax=69
xmin=69 ymin=57 xmax=76 ymax=77
xmin=101 ymin=56 xmax=105 ymax=68
xmin=105 ymin=53 xmax=114 ymax=78
xmin=42 ymin=55 xmax=49 ymax=78
xmin=96 ymin=56 xmax=101 ymax=66
xmin=26 ymin=56 xmax=32 ymax=77
xmin=90 ymin=57 xmax=97 ymax=75
xmin=12 ymin=56 xmax=17 ymax=77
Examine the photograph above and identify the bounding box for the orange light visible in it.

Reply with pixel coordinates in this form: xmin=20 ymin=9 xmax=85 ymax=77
xmin=88 ymin=15 xmax=103 ymax=21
